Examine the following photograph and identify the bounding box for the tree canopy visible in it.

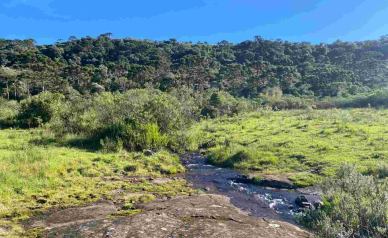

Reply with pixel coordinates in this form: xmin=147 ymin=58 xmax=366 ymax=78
xmin=1 ymin=35 xmax=388 ymax=100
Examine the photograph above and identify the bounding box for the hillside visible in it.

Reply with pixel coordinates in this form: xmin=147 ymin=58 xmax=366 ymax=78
xmin=1 ymin=34 xmax=388 ymax=101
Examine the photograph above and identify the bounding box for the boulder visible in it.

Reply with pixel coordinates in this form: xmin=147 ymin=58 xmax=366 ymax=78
xmin=237 ymin=174 xmax=295 ymax=189
xmin=143 ymin=150 xmax=154 ymax=156
xmin=313 ymin=201 xmax=323 ymax=209
xmin=295 ymin=196 xmax=308 ymax=207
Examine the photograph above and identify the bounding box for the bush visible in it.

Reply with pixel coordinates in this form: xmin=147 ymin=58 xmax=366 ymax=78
xmin=96 ymin=122 xmax=168 ymax=152
xmin=298 ymin=162 xmax=388 ymax=238
xmin=0 ymin=98 xmax=19 ymax=128
xmin=17 ymin=93 xmax=65 ymax=128
xmin=201 ymin=90 xmax=256 ymax=118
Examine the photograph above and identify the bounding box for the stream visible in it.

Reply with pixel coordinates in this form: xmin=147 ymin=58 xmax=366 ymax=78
xmin=180 ymin=152 xmax=322 ymax=225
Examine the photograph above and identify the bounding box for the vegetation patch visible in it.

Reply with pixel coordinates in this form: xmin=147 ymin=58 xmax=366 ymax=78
xmin=0 ymin=129 xmax=197 ymax=237
xmin=297 ymin=163 xmax=388 ymax=237
xmin=107 ymin=209 xmax=142 ymax=219
xmin=288 ymin=173 xmax=321 ymax=188
xmin=191 ymin=109 xmax=388 ymax=186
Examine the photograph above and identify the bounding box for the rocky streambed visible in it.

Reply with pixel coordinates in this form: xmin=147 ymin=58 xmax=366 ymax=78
xmin=181 ymin=152 xmax=322 ymax=225
xmin=21 ymin=152 xmax=319 ymax=237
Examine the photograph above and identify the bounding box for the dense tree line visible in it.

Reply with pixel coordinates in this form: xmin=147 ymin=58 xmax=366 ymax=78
xmin=1 ymin=34 xmax=388 ymax=100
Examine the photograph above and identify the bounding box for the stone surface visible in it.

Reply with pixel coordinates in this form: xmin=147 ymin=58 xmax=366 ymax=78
xmin=150 ymin=178 xmax=173 ymax=185
xmin=32 ymin=194 xmax=311 ymax=238
xmin=295 ymin=196 xmax=309 ymax=207
xmin=238 ymin=174 xmax=295 ymax=189
xmin=313 ymin=201 xmax=323 ymax=209
xmin=143 ymin=150 xmax=154 ymax=156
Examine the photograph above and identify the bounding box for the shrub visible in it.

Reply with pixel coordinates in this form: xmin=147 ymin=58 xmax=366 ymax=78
xmin=47 ymin=89 xmax=198 ymax=152
xmin=17 ymin=93 xmax=65 ymax=128
xmin=0 ymin=98 xmax=19 ymax=128
xmin=201 ymin=90 xmax=255 ymax=118
xmin=96 ymin=122 xmax=168 ymax=152
xmin=298 ymin=162 xmax=388 ymax=238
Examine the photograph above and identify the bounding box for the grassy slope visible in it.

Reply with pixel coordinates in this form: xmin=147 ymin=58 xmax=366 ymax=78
xmin=0 ymin=129 xmax=198 ymax=237
xmin=190 ymin=108 xmax=388 ymax=186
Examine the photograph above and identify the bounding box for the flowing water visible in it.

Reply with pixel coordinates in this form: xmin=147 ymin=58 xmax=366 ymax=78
xmin=181 ymin=152 xmax=322 ymax=225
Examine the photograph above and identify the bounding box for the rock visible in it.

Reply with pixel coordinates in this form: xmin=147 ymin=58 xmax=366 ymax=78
xmin=301 ymin=202 xmax=315 ymax=210
xmin=204 ymin=187 xmax=211 ymax=191
xmin=313 ymin=201 xmax=323 ymax=209
xmin=237 ymin=174 xmax=295 ymax=189
xmin=213 ymin=179 xmax=221 ymax=184
xmin=143 ymin=150 xmax=154 ymax=156
xmin=150 ymin=178 xmax=173 ymax=185
xmin=268 ymin=224 xmax=281 ymax=228
xmin=36 ymin=194 xmax=311 ymax=238
xmin=295 ymin=196 xmax=308 ymax=207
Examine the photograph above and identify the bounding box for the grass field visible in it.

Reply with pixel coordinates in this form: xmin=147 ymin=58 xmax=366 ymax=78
xmin=190 ymin=108 xmax=388 ymax=187
xmin=2 ymin=107 xmax=388 ymax=236
xmin=0 ymin=129 xmax=198 ymax=237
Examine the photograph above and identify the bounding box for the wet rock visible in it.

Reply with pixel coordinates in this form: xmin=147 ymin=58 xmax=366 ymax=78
xmin=213 ymin=179 xmax=221 ymax=184
xmin=143 ymin=150 xmax=154 ymax=156
xmin=296 ymin=186 xmax=323 ymax=196
xmin=37 ymin=194 xmax=310 ymax=238
xmin=295 ymin=196 xmax=308 ymax=207
xmin=237 ymin=174 xmax=295 ymax=189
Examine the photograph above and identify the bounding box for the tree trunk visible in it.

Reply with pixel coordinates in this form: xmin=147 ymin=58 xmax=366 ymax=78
xmin=6 ymin=83 xmax=9 ymax=100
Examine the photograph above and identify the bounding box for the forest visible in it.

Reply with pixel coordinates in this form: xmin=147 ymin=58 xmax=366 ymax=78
xmin=1 ymin=34 xmax=388 ymax=102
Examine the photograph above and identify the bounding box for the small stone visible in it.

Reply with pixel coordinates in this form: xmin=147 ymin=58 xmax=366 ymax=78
xmin=313 ymin=201 xmax=324 ymax=209
xmin=269 ymin=224 xmax=281 ymax=228
xmin=151 ymin=178 xmax=173 ymax=185
xmin=204 ymin=187 xmax=211 ymax=192
xmin=143 ymin=150 xmax=154 ymax=156
xmin=301 ymin=202 xmax=315 ymax=210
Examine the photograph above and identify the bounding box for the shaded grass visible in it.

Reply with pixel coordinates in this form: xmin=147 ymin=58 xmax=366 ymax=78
xmin=0 ymin=129 xmax=193 ymax=237
xmin=190 ymin=108 xmax=388 ymax=185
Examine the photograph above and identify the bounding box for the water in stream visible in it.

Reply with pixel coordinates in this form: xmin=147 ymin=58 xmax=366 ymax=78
xmin=181 ymin=152 xmax=322 ymax=225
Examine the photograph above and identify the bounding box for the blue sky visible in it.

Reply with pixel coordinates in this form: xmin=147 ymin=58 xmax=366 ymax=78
xmin=1 ymin=0 xmax=388 ymax=45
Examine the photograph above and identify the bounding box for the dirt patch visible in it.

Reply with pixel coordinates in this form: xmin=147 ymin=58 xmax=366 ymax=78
xmin=33 ymin=194 xmax=311 ymax=237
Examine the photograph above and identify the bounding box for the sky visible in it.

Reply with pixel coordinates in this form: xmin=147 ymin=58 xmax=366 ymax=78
xmin=1 ymin=0 xmax=388 ymax=45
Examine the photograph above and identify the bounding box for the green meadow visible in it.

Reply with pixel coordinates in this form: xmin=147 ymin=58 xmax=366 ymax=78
xmin=191 ymin=108 xmax=388 ymax=187
xmin=0 ymin=129 xmax=198 ymax=237
xmin=2 ymin=107 xmax=388 ymax=236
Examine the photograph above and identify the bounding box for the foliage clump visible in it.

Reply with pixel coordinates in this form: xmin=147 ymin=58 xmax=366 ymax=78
xmin=298 ymin=163 xmax=388 ymax=238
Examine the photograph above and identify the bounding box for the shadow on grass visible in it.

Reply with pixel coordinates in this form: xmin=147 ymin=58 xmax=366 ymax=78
xmin=0 ymin=119 xmax=16 ymax=129
xmin=29 ymin=136 xmax=101 ymax=152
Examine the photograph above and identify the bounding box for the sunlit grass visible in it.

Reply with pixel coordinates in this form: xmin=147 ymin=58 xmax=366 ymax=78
xmin=0 ymin=129 xmax=191 ymax=237
xmin=191 ymin=108 xmax=388 ymax=186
